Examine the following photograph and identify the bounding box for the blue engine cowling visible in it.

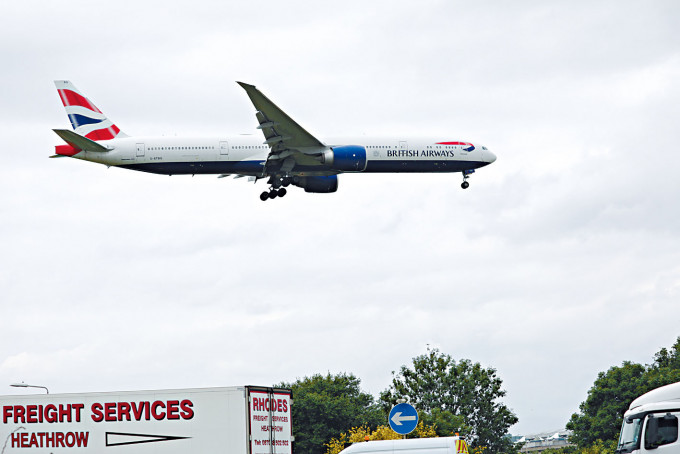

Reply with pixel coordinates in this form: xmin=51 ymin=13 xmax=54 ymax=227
xmin=322 ymin=145 xmax=367 ymax=172
xmin=293 ymin=175 xmax=338 ymax=193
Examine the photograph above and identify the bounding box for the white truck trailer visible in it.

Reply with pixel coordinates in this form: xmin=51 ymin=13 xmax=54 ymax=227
xmin=617 ymin=381 xmax=680 ymax=453
xmin=0 ymin=385 xmax=292 ymax=454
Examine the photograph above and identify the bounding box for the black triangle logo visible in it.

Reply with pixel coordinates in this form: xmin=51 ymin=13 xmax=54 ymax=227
xmin=105 ymin=432 xmax=191 ymax=447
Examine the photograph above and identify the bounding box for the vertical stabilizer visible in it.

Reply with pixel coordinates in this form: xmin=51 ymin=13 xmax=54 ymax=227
xmin=54 ymin=80 xmax=128 ymax=140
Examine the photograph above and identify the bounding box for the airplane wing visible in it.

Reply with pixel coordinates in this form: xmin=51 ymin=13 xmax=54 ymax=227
xmin=237 ymin=82 xmax=329 ymax=174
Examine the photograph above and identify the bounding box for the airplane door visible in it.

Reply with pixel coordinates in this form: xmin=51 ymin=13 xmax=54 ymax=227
xmin=219 ymin=141 xmax=229 ymax=158
xmin=136 ymin=143 xmax=145 ymax=157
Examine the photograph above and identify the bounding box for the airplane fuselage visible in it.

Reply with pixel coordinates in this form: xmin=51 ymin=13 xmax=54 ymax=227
xmin=67 ymin=135 xmax=496 ymax=177
xmin=53 ymin=80 xmax=497 ymax=198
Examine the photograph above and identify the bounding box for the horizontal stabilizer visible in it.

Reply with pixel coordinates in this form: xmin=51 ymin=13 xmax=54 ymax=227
xmin=53 ymin=129 xmax=109 ymax=153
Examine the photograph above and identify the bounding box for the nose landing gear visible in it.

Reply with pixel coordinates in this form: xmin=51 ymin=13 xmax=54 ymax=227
xmin=461 ymin=169 xmax=475 ymax=189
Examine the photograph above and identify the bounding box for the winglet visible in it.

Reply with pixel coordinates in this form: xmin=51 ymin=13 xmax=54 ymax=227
xmin=236 ymin=81 xmax=255 ymax=90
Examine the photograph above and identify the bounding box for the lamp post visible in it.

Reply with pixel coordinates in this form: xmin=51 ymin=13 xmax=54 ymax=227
xmin=10 ymin=382 xmax=49 ymax=394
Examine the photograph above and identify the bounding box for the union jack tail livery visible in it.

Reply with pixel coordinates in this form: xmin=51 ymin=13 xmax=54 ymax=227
xmin=54 ymin=80 xmax=127 ymax=141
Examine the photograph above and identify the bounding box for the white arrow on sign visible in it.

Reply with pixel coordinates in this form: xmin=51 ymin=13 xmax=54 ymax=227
xmin=390 ymin=411 xmax=417 ymax=426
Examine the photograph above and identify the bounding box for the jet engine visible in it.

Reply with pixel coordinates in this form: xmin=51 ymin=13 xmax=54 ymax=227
xmin=292 ymin=175 xmax=338 ymax=193
xmin=321 ymin=145 xmax=367 ymax=172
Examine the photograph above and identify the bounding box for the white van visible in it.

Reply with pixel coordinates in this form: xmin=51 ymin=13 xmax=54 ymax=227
xmin=617 ymin=381 xmax=680 ymax=453
xmin=339 ymin=437 xmax=469 ymax=454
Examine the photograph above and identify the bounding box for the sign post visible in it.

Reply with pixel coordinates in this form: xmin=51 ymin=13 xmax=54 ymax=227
xmin=388 ymin=403 xmax=418 ymax=436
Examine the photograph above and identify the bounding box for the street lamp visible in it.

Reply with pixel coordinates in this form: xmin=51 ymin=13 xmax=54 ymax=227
xmin=10 ymin=382 xmax=49 ymax=394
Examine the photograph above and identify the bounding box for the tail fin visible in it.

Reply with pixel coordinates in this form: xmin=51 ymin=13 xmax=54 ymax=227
xmin=54 ymin=80 xmax=128 ymax=141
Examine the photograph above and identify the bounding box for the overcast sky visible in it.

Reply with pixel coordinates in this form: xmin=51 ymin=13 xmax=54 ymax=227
xmin=1 ymin=0 xmax=680 ymax=437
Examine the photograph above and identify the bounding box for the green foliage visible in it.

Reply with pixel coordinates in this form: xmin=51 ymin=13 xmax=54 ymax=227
xmin=419 ymin=408 xmax=470 ymax=438
xmin=280 ymin=373 xmax=384 ymax=454
xmin=539 ymin=446 xmax=578 ymax=454
xmin=566 ymin=361 xmax=646 ymax=447
xmin=568 ymin=337 xmax=680 ymax=449
xmin=380 ymin=348 xmax=519 ymax=453
xmin=579 ymin=439 xmax=617 ymax=454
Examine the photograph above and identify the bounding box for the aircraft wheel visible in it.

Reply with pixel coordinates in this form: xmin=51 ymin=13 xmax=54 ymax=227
xmin=278 ymin=188 xmax=287 ymax=197
xmin=461 ymin=181 xmax=470 ymax=189
xmin=260 ymin=191 xmax=270 ymax=201
xmin=269 ymin=190 xmax=278 ymax=199
xmin=282 ymin=177 xmax=291 ymax=187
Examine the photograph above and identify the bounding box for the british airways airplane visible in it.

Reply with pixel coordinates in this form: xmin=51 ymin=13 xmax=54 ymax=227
xmin=52 ymin=81 xmax=496 ymax=201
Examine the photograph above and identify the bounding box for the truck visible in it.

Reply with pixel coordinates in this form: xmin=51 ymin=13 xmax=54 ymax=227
xmin=617 ymin=381 xmax=680 ymax=453
xmin=0 ymin=385 xmax=293 ymax=454
xmin=339 ymin=436 xmax=469 ymax=454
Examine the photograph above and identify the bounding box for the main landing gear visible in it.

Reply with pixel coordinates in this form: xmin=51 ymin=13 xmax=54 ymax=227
xmin=260 ymin=176 xmax=292 ymax=201
xmin=260 ymin=187 xmax=287 ymax=201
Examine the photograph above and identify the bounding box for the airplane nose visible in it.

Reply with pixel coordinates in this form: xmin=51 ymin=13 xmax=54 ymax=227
xmin=482 ymin=149 xmax=496 ymax=164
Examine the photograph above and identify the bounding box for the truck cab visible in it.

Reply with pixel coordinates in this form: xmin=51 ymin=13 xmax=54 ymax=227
xmin=617 ymin=382 xmax=680 ymax=453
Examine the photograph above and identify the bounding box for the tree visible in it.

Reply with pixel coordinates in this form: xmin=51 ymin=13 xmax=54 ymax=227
xmin=279 ymin=373 xmax=384 ymax=454
xmin=567 ymin=337 xmax=680 ymax=449
xmin=566 ymin=362 xmax=646 ymax=447
xmin=645 ymin=337 xmax=680 ymax=390
xmin=380 ymin=348 xmax=519 ymax=453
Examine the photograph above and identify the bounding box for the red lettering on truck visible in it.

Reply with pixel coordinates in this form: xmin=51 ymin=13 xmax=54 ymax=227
xmin=90 ymin=400 xmax=191 ymax=422
xmin=252 ymin=396 xmax=289 ymax=413
xmin=167 ymin=400 xmax=179 ymax=420
xmin=44 ymin=404 xmax=57 ymax=423
xmin=26 ymin=405 xmax=38 ymax=423
xmin=3 ymin=404 xmax=83 ymax=424
xmin=118 ymin=402 xmax=131 ymax=421
xmin=104 ymin=402 xmax=117 ymax=422
xmin=91 ymin=403 xmax=103 ymax=422
xmin=151 ymin=401 xmax=165 ymax=420
xmin=130 ymin=401 xmax=149 ymax=421
xmin=11 ymin=432 xmax=89 ymax=448
xmin=180 ymin=399 xmax=194 ymax=419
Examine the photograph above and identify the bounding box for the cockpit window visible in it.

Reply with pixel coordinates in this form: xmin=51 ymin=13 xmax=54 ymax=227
xmin=482 ymin=146 xmax=488 ymax=151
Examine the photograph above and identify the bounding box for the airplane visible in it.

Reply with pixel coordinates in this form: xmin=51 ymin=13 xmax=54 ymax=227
xmin=52 ymin=81 xmax=497 ymax=201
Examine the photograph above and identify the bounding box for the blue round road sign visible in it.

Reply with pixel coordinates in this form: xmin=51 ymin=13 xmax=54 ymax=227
xmin=388 ymin=403 xmax=418 ymax=435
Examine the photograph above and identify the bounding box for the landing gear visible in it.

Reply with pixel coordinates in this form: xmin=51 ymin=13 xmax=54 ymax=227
xmin=259 ymin=187 xmax=287 ymax=201
xmin=259 ymin=175 xmax=292 ymax=201
xmin=461 ymin=169 xmax=475 ymax=189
